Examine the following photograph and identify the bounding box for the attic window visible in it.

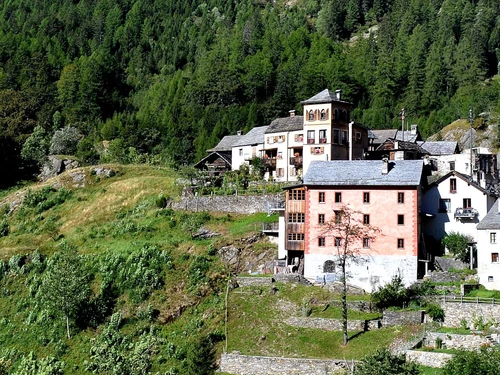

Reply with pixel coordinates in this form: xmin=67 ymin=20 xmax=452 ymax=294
xmin=449 ymin=161 xmax=455 ymax=171
xmin=308 ymin=110 xmax=315 ymax=121
xmin=450 ymin=178 xmax=457 ymax=193
xmin=320 ymin=109 xmax=327 ymax=120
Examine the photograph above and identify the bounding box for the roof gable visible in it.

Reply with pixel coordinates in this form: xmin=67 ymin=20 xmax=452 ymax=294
xmin=426 ymin=171 xmax=490 ymax=195
xmin=300 ymin=89 xmax=351 ymax=105
xmin=477 ymin=200 xmax=500 ymax=230
xmin=233 ymin=126 xmax=268 ymax=147
xmin=265 ymin=116 xmax=304 ymax=134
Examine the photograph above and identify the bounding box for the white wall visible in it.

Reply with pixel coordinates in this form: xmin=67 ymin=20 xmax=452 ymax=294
xmin=477 ymin=229 xmax=500 ymax=291
xmin=304 ymin=253 xmax=418 ymax=292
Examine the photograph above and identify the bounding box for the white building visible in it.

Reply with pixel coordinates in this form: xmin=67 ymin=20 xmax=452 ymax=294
xmin=476 ymin=200 xmax=500 ymax=290
xmin=422 ymin=171 xmax=496 ymax=245
xmin=231 ymin=126 xmax=268 ymax=171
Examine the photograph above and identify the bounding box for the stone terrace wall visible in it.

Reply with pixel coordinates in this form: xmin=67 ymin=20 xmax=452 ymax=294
xmin=405 ymin=351 xmax=453 ymax=368
xmin=442 ymin=301 xmax=500 ymax=327
xmin=382 ymin=310 xmax=424 ymax=326
xmin=219 ymin=352 xmax=354 ymax=375
xmin=423 ymin=332 xmax=490 ymax=350
xmin=172 ymin=193 xmax=284 ymax=214
xmin=285 ymin=317 xmax=380 ymax=331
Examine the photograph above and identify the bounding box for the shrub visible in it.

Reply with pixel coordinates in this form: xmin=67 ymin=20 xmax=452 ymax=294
xmin=49 ymin=126 xmax=81 ymax=155
xmin=354 ymin=348 xmax=420 ymax=375
xmin=442 ymin=231 xmax=473 ymax=263
xmin=0 ymin=221 xmax=9 ymax=237
xmin=371 ymin=274 xmax=409 ymax=310
xmin=426 ymin=303 xmax=445 ymax=322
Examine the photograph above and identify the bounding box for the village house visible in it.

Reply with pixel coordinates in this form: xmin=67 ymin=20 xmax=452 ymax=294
xmin=193 ymin=134 xmax=243 ymax=175
xmin=230 ymin=126 xmax=268 ymax=171
xmin=282 ymin=159 xmax=425 ymax=291
xmin=476 ymin=199 xmax=500 ymax=290
xmin=421 ymin=171 xmax=497 ymax=249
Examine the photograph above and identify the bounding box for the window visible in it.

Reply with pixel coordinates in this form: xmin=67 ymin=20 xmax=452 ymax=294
xmin=450 ymin=178 xmax=457 ymax=193
xmin=491 ymin=233 xmax=497 ymax=244
xmin=239 ymin=148 xmax=243 ymax=156
xmin=398 ymin=192 xmax=405 ymax=204
xmin=290 ymin=189 xmax=305 ymax=200
xmin=363 ymin=214 xmax=370 ymax=225
xmin=311 ymin=146 xmax=324 ymax=154
xmin=307 ymin=130 xmax=315 ymax=144
xmin=288 ymin=213 xmax=305 ymax=223
xmin=277 ymin=152 xmax=283 ymax=159
xmin=308 ymin=110 xmax=315 ymax=121
xmin=355 ymin=132 xmax=362 ymax=143
xmin=335 ymin=192 xmax=342 ymax=203
xmin=488 ymin=276 xmax=494 ymax=282
xmin=363 ymin=192 xmax=370 ymax=204
xmin=463 ymin=198 xmax=471 ymax=208
xmin=398 ymin=214 xmax=404 ymax=225
xmin=294 ymin=133 xmax=303 ymax=142
xmin=334 ymin=108 xmax=339 ymax=120
xmin=335 ymin=237 xmax=342 ymax=247
xmin=439 ymin=198 xmax=451 ymax=213
xmin=318 ymin=214 xmax=325 ymax=224
xmin=319 ymin=129 xmax=327 ymax=143
xmin=341 ymin=130 xmax=348 ymax=145
xmin=288 ymin=233 xmax=305 ymax=241
xmin=320 ymin=109 xmax=327 ymax=120
xmin=449 ymin=161 xmax=455 ymax=171
xmin=333 ymin=129 xmax=340 ymax=144
xmin=318 ymin=237 xmax=326 ymax=247
xmin=319 ymin=192 xmax=325 ymax=203
xmin=363 ymin=238 xmax=370 ymax=248
xmin=492 ymin=253 xmax=499 ymax=263
xmin=334 ymin=211 xmax=342 ymax=224
xmin=276 ymin=168 xmax=284 ymax=178
xmin=397 ymin=238 xmax=405 ymax=249
xmin=323 ymin=260 xmax=335 ymax=273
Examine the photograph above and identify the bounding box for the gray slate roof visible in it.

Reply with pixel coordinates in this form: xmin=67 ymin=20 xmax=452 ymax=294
xmin=303 ymin=160 xmax=424 ymax=186
xmin=264 ymin=115 xmax=304 ymax=134
xmin=418 ymin=141 xmax=458 ymax=155
xmin=477 ymin=200 xmax=500 ymax=230
xmin=371 ymin=129 xmax=420 ymax=144
xmin=300 ymin=89 xmax=351 ymax=105
xmin=233 ymin=126 xmax=268 ymax=147
xmin=207 ymin=135 xmax=242 ymax=152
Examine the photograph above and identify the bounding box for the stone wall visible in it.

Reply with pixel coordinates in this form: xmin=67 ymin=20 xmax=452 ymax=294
xmin=236 ymin=277 xmax=275 ymax=287
xmin=285 ymin=317 xmax=380 ymax=331
xmin=405 ymin=350 xmax=453 ymax=368
xmin=423 ymin=332 xmax=490 ymax=350
xmin=442 ymin=301 xmax=500 ymax=327
xmin=172 ymin=193 xmax=284 ymax=214
xmin=382 ymin=310 xmax=424 ymax=326
xmin=219 ymin=352 xmax=354 ymax=375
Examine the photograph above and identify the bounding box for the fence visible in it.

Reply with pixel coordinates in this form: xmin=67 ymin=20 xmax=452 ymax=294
xmin=442 ymin=295 xmax=500 ymax=305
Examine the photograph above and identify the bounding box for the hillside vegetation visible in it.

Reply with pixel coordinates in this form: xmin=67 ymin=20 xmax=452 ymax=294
xmin=0 ymin=165 xmax=279 ymax=374
xmin=1 ymin=0 xmax=500 ymax=186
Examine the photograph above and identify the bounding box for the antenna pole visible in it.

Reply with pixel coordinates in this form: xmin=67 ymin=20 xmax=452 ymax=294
xmin=469 ymin=108 xmax=473 ymax=178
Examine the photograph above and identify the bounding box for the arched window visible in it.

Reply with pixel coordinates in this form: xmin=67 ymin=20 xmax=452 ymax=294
xmin=323 ymin=260 xmax=335 ymax=273
xmin=341 ymin=109 xmax=348 ymax=121
xmin=320 ymin=109 xmax=326 ymax=120
xmin=334 ymin=108 xmax=339 ymax=120
xmin=308 ymin=110 xmax=314 ymax=121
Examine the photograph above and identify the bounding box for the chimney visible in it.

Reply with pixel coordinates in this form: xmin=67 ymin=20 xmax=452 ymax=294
xmin=382 ymin=156 xmax=389 ymax=175
xmin=289 ymin=110 xmax=296 ymax=117
xmin=410 ymin=124 xmax=418 ymax=135
xmin=335 ymin=89 xmax=342 ymax=100
xmin=237 ymin=130 xmax=243 ymax=136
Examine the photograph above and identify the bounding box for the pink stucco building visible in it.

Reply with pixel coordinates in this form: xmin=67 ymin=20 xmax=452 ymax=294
xmin=284 ymin=159 xmax=426 ymax=291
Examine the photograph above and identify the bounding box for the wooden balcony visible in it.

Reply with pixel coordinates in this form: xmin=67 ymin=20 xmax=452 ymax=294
xmin=286 ymin=240 xmax=305 ymax=251
xmin=287 ymin=223 xmax=305 ymax=233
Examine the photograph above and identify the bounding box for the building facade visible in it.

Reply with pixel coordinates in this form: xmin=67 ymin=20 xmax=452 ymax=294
xmin=476 ymin=200 xmax=500 ymax=290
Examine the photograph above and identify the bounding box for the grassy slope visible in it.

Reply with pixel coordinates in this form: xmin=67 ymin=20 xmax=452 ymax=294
xmin=0 ymin=165 xmax=425 ymax=373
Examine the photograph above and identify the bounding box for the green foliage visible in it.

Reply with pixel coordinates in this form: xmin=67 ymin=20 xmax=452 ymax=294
xmin=12 ymin=352 xmax=64 ymax=375
xmin=354 ymin=348 xmax=421 ymax=375
xmin=38 ymin=245 xmax=91 ymax=338
xmin=23 ymin=187 xmax=72 ymax=214
xmin=443 ymin=347 xmax=500 ymax=375
xmin=442 ymin=232 xmax=473 ymax=263
xmin=49 ymin=127 xmax=81 ymax=156
xmin=372 ymin=274 xmax=409 ymax=310
xmin=21 ymin=126 xmax=50 ymax=165
xmin=85 ymin=313 xmax=161 ymax=375
xmin=185 ymin=336 xmax=217 ymax=375
xmin=425 ymin=303 xmax=445 ymax=322
xmin=0 ymin=221 xmax=9 ymax=237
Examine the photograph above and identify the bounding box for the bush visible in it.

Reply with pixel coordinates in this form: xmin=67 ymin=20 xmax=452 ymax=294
xmin=49 ymin=126 xmax=80 ymax=155
xmin=442 ymin=231 xmax=473 ymax=263
xmin=372 ymin=274 xmax=409 ymax=310
xmin=0 ymin=220 xmax=9 ymax=237
xmin=354 ymin=348 xmax=420 ymax=375
xmin=426 ymin=303 xmax=445 ymax=322
xmin=443 ymin=347 xmax=500 ymax=375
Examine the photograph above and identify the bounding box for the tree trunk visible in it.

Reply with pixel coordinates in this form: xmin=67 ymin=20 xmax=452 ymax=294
xmin=66 ymin=314 xmax=71 ymax=339
xmin=342 ymin=260 xmax=348 ymax=346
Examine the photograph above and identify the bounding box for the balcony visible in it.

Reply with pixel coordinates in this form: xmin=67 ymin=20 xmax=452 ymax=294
xmin=290 ymin=156 xmax=303 ymax=167
xmin=286 ymin=240 xmax=305 ymax=251
xmin=262 ymin=222 xmax=279 ymax=234
xmin=262 ymin=158 xmax=276 ymax=167
xmin=454 ymin=207 xmax=479 ymax=220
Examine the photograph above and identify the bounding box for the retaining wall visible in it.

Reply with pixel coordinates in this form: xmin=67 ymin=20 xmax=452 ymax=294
xmin=423 ymin=332 xmax=490 ymax=350
xmin=285 ymin=317 xmax=380 ymax=331
xmin=219 ymin=352 xmax=353 ymax=375
xmin=382 ymin=310 xmax=424 ymax=326
xmin=405 ymin=350 xmax=453 ymax=368
xmin=442 ymin=301 xmax=500 ymax=327
xmin=172 ymin=193 xmax=284 ymax=214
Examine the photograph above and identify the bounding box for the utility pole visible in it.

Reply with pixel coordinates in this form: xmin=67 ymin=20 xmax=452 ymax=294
xmin=401 ymin=108 xmax=405 ymax=141
xmin=469 ymin=108 xmax=473 ymax=178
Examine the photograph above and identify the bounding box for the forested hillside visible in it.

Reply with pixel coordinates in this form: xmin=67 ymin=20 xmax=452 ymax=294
xmin=1 ymin=0 xmax=500 ymax=186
